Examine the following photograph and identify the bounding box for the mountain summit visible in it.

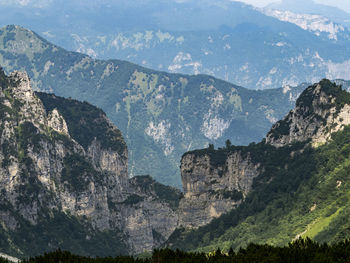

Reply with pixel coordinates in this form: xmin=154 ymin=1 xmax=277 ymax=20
xmin=266 ymin=79 xmax=350 ymax=147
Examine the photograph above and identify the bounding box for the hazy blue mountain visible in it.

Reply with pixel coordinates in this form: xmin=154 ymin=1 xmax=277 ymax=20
xmin=0 ymin=25 xmax=308 ymax=186
xmin=1 ymin=0 xmax=350 ymax=89
xmin=263 ymin=8 xmax=350 ymax=43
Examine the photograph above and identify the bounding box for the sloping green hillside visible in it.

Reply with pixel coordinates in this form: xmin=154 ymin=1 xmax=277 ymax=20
xmin=0 ymin=25 xmax=307 ymax=186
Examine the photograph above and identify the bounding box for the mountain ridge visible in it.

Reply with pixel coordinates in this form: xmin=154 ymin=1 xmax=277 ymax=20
xmin=266 ymin=0 xmax=350 ymax=28
xmin=1 ymin=0 xmax=350 ymax=89
xmin=0 ymin=24 xmax=310 ymax=186
xmin=167 ymin=79 xmax=350 ymax=252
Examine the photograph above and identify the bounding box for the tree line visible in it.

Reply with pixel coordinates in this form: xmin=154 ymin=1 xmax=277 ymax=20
xmin=1 ymin=238 xmax=347 ymax=263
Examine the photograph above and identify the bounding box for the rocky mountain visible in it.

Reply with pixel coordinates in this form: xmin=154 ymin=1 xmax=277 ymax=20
xmin=0 ymin=68 xmax=182 ymax=257
xmin=0 ymin=25 xmax=311 ymax=186
xmin=168 ymin=79 xmax=350 ymax=252
xmin=1 ymin=1 xmax=350 ymax=89
xmin=2 ymin=68 xmax=350 ymax=258
xmin=263 ymin=9 xmax=350 ymax=41
xmin=266 ymin=80 xmax=350 ymax=147
xmin=267 ymin=0 xmax=350 ymax=28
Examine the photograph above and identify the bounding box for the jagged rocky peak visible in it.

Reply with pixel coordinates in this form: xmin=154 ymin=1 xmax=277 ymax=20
xmin=265 ymin=79 xmax=350 ymax=147
xmin=0 ymin=69 xmax=181 ymax=256
xmin=5 ymin=71 xmax=47 ymax=127
xmin=1 ymin=70 xmax=70 ymax=137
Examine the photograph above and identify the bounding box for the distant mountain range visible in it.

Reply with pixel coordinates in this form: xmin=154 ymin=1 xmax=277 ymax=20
xmin=263 ymin=9 xmax=350 ymax=41
xmin=267 ymin=0 xmax=350 ymax=28
xmin=1 ymin=0 xmax=350 ymax=89
xmin=0 ymin=25 xmax=313 ymax=186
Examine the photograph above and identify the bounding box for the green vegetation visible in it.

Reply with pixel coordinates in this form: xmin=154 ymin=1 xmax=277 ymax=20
xmin=9 ymin=211 xmax=127 ymax=258
xmin=20 ymin=239 xmax=350 ymax=263
xmin=121 ymin=194 xmax=145 ymax=206
xmin=61 ymin=153 xmax=102 ymax=192
xmin=0 ymin=67 xmax=8 ymax=88
xmin=15 ymin=122 xmax=43 ymax=155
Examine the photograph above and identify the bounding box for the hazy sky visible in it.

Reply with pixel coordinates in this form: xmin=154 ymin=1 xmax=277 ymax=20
xmin=238 ymin=0 xmax=350 ymax=13
xmin=1 ymin=0 xmax=350 ymax=13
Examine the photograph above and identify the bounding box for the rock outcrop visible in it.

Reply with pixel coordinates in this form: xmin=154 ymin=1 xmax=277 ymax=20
xmin=266 ymin=79 xmax=350 ymax=147
xmin=178 ymin=149 xmax=260 ymax=228
xmin=47 ymin=108 xmax=69 ymax=136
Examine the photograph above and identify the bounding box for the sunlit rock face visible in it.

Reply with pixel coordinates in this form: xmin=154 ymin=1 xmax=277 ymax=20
xmin=266 ymin=80 xmax=350 ymax=147
xmin=178 ymin=150 xmax=260 ymax=228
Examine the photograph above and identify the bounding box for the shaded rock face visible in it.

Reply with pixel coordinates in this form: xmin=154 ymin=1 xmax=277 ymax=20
xmin=0 ymin=70 xmax=178 ymax=256
xmin=266 ymin=80 xmax=350 ymax=147
xmin=178 ymin=151 xmax=260 ymax=228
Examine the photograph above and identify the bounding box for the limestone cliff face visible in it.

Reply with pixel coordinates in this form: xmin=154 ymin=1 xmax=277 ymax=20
xmin=266 ymin=80 xmax=350 ymax=147
xmin=123 ymin=175 xmax=181 ymax=252
xmin=7 ymin=71 xmax=47 ymax=128
xmin=0 ymin=70 xmax=179 ymax=256
xmin=178 ymin=150 xmax=260 ymax=228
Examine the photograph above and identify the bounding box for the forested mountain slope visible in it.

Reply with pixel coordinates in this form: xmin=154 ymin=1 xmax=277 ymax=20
xmin=168 ymin=79 xmax=350 ymax=252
